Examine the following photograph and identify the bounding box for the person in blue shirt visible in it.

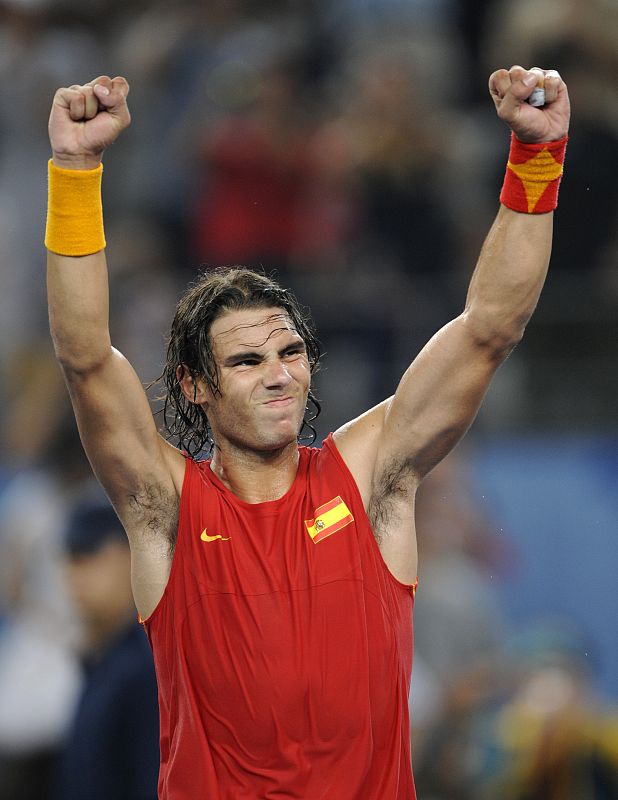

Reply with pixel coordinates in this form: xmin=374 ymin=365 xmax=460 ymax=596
xmin=54 ymin=493 xmax=159 ymax=800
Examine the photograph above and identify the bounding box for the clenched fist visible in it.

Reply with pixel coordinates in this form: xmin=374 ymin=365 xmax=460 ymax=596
xmin=489 ymin=66 xmax=570 ymax=143
xmin=49 ymin=76 xmax=131 ymax=170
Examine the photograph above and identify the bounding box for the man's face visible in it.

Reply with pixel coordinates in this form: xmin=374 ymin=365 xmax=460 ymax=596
xmin=202 ymin=307 xmax=311 ymax=453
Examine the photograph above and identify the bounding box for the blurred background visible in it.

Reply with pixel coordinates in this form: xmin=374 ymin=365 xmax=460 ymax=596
xmin=0 ymin=0 xmax=616 ymax=798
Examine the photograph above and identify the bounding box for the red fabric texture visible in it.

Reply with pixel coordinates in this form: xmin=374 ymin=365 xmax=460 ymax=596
xmin=500 ymin=134 xmax=568 ymax=214
xmin=143 ymin=435 xmax=416 ymax=799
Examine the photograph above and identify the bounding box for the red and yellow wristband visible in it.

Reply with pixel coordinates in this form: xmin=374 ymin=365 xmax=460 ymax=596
xmin=45 ymin=159 xmax=106 ymax=256
xmin=500 ymin=133 xmax=568 ymax=214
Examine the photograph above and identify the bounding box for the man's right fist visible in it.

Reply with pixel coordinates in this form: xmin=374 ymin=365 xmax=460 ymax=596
xmin=49 ymin=76 xmax=131 ymax=170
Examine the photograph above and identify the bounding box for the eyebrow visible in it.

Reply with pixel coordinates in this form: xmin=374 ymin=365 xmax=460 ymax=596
xmin=222 ymin=337 xmax=306 ymax=367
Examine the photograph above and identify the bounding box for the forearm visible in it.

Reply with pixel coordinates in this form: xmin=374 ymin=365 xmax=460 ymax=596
xmin=461 ymin=64 xmax=570 ymax=352
xmin=463 ymin=205 xmax=552 ymax=351
xmin=47 ymin=248 xmax=112 ymax=372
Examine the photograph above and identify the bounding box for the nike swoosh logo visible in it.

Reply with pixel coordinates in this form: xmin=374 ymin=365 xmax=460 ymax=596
xmin=200 ymin=529 xmax=231 ymax=543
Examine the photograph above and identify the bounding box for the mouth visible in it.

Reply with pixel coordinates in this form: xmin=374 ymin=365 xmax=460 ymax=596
xmin=262 ymin=396 xmax=295 ymax=408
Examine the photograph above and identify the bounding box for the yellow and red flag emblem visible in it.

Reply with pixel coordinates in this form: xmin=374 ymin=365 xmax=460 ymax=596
xmin=305 ymin=496 xmax=354 ymax=544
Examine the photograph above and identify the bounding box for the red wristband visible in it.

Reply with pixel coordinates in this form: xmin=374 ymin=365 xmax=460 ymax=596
xmin=500 ymin=133 xmax=568 ymax=214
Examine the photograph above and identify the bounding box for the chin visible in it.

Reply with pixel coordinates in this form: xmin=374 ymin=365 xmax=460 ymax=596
xmin=261 ymin=432 xmax=298 ymax=452
xmin=259 ymin=421 xmax=302 ymax=451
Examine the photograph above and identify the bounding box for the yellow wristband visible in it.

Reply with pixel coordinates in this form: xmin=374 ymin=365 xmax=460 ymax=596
xmin=45 ymin=159 xmax=106 ymax=256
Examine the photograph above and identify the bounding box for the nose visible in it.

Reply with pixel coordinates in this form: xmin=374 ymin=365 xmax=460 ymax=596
xmin=263 ymin=358 xmax=293 ymax=389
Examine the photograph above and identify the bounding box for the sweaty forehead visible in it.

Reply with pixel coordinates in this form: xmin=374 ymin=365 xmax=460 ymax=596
xmin=210 ymin=308 xmax=299 ymax=349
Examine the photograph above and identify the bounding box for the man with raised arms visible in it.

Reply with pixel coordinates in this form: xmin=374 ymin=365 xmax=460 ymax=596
xmin=46 ymin=66 xmax=570 ymax=799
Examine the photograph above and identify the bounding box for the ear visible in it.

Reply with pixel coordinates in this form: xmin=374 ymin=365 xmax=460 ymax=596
xmin=176 ymin=364 xmax=210 ymax=406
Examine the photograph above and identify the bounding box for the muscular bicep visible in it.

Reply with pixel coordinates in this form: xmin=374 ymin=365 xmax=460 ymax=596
xmin=378 ymin=313 xmax=507 ymax=480
xmin=63 ymin=346 xmax=183 ymax=517
xmin=334 ymin=313 xmax=505 ymax=584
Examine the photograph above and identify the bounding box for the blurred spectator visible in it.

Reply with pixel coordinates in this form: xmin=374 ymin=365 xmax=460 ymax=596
xmin=53 ymin=492 xmax=159 ymax=800
xmin=0 ymin=415 xmax=89 ymax=800
xmin=102 ymin=1 xmax=211 ymax=232
xmin=484 ymin=622 xmax=618 ymax=799
xmin=0 ymin=0 xmax=102 ymax=368
xmin=411 ymin=451 xmax=618 ymax=799
xmin=454 ymin=0 xmax=501 ymax=104
xmin=322 ymin=49 xmax=456 ymax=277
xmin=104 ymin=214 xmax=181 ymax=385
xmin=420 ymin=620 xmax=618 ymax=800
xmin=413 ymin=451 xmax=509 ymax=685
xmin=410 ymin=450 xmax=511 ymax=773
xmin=187 ymin=44 xmax=353 ymax=270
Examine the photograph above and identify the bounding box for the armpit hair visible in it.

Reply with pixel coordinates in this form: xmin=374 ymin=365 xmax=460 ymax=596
xmin=367 ymin=457 xmax=417 ymax=545
xmin=127 ymin=482 xmax=179 ymax=556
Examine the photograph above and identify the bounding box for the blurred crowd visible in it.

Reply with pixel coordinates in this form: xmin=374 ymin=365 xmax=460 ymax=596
xmin=0 ymin=0 xmax=616 ymax=798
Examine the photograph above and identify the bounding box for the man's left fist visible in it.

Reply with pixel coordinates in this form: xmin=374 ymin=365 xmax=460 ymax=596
xmin=489 ymin=66 xmax=570 ymax=143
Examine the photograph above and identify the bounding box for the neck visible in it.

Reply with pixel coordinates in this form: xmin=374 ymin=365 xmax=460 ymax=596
xmin=210 ymin=440 xmax=300 ymax=503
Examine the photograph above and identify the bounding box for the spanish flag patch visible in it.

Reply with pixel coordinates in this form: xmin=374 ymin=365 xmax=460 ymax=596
xmin=305 ymin=496 xmax=354 ymax=544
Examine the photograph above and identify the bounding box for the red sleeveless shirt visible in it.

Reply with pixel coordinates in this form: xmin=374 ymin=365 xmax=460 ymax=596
xmin=143 ymin=435 xmax=416 ymax=799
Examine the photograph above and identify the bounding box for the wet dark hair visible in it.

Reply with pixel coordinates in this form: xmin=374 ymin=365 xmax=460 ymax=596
xmin=161 ymin=267 xmax=322 ymax=458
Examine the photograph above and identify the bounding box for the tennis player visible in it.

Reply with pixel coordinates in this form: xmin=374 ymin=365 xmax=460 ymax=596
xmin=45 ymin=65 xmax=570 ymax=799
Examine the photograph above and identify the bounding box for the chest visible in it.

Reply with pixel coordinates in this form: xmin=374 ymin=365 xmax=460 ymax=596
xmin=183 ymin=488 xmax=363 ymax=596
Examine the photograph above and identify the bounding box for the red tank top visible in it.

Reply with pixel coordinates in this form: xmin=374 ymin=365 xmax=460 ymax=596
xmin=143 ymin=434 xmax=417 ymax=799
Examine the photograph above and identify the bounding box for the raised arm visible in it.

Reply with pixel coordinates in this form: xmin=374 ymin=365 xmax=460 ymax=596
xmin=46 ymin=77 xmax=184 ymax=612
xmin=334 ymin=66 xmax=570 ymax=582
